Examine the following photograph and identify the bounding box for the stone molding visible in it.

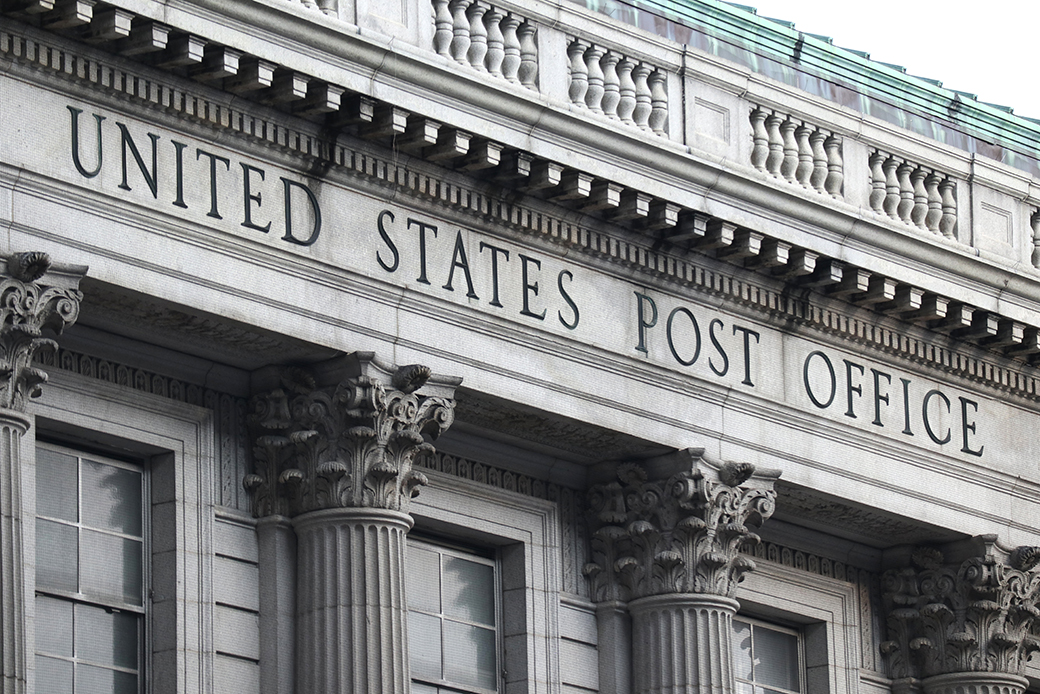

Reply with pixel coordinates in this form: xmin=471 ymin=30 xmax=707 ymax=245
xmin=881 ymin=537 xmax=1040 ymax=681
xmin=0 ymin=252 xmax=85 ymax=413
xmin=6 ymin=24 xmax=1040 ymax=404
xmin=920 ymin=672 xmax=1029 ymax=694
xmin=245 ymin=352 xmax=460 ymax=517
xmin=584 ymin=448 xmax=779 ymax=602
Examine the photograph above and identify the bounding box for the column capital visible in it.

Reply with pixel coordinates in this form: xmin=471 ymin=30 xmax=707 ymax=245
xmin=245 ymin=352 xmax=460 ymax=518
xmin=881 ymin=536 xmax=1040 ymax=680
xmin=584 ymin=448 xmax=780 ymax=602
xmin=0 ymin=252 xmax=86 ymax=413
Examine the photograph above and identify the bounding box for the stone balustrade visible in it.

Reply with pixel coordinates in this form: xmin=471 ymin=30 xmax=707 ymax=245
xmin=9 ymin=0 xmax=1040 ymax=317
xmin=749 ymin=107 xmax=842 ymax=198
xmin=868 ymin=151 xmax=957 ymax=237
xmin=432 ymin=0 xmax=538 ymax=89
xmin=567 ymin=39 xmax=668 ymax=136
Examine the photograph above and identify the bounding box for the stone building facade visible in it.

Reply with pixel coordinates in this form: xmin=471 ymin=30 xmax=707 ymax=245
xmin=1 ymin=1 xmax=1040 ymax=694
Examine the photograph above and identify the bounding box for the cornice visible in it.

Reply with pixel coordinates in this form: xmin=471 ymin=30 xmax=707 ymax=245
xmin=5 ymin=19 xmax=1040 ymax=406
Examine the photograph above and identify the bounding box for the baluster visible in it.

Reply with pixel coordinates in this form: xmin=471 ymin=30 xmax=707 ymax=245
xmin=1031 ymin=212 xmax=1040 ymax=268
xmin=883 ymin=157 xmax=900 ymax=219
xmin=809 ymin=130 xmax=827 ymax=192
xmin=567 ymin=39 xmax=589 ymax=107
xmin=824 ymin=135 xmax=843 ymax=198
xmin=500 ymin=14 xmax=521 ymax=83
xmin=616 ymin=58 xmax=636 ymax=125
xmin=939 ymin=179 xmax=957 ymax=238
xmin=433 ymin=0 xmax=453 ymax=57
xmin=517 ymin=22 xmax=537 ymax=88
xmin=584 ymin=45 xmax=606 ymax=114
xmin=750 ymin=109 xmax=768 ymax=172
xmin=632 ymin=63 xmax=652 ymax=131
xmin=449 ymin=0 xmax=472 ymax=65
xmin=794 ymin=124 xmax=813 ymax=187
xmin=868 ymin=151 xmax=886 ymax=213
xmin=317 ymin=0 xmax=336 ymax=16
xmin=764 ymin=114 xmax=784 ymax=176
xmin=896 ymin=162 xmax=914 ymax=223
xmin=483 ymin=8 xmax=505 ymax=76
xmin=779 ymin=119 xmax=798 ymax=183
xmin=648 ymin=70 xmax=668 ymax=136
xmin=466 ymin=2 xmax=488 ymax=71
xmin=910 ymin=168 xmax=928 ymax=229
xmin=925 ymin=173 xmax=942 ymax=233
xmin=600 ymin=51 xmax=621 ymax=119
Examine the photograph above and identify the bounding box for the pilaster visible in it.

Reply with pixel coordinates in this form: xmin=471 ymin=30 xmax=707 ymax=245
xmin=0 ymin=252 xmax=85 ymax=694
xmin=246 ymin=352 xmax=460 ymax=694
xmin=585 ymin=448 xmax=780 ymax=694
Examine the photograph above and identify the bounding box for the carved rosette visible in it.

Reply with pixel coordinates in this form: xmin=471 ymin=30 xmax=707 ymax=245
xmin=0 ymin=252 xmax=84 ymax=412
xmin=584 ymin=449 xmax=779 ymax=602
xmin=244 ymin=355 xmax=458 ymax=518
xmin=881 ymin=540 xmax=1040 ymax=682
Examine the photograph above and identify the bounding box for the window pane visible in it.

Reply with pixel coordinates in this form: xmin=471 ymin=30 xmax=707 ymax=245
xmin=753 ymin=625 xmax=799 ymax=691
xmin=37 ymin=519 xmax=78 ymax=592
xmin=81 ymin=531 xmax=142 ymax=605
xmin=732 ymin=619 xmax=753 ymax=680
xmin=409 ymin=611 xmax=442 ymax=681
xmin=36 ymin=596 xmax=73 ymax=657
xmin=443 ymin=621 xmax=496 ymax=690
xmin=407 ymin=546 xmax=441 ymax=614
xmin=76 ymin=603 xmax=139 ymax=670
xmin=442 ymin=555 xmax=494 ymax=626
xmin=75 ymin=663 xmax=137 ymax=694
xmin=82 ymin=460 xmax=142 ymax=537
xmin=36 ymin=655 xmax=73 ymax=694
xmin=36 ymin=449 xmax=78 ymax=523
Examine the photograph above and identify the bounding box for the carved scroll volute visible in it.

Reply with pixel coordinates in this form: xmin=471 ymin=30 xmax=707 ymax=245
xmin=244 ymin=354 xmax=459 ymax=518
xmin=0 ymin=252 xmax=86 ymax=412
xmin=584 ymin=450 xmax=779 ymax=602
xmin=881 ymin=540 xmax=1040 ymax=681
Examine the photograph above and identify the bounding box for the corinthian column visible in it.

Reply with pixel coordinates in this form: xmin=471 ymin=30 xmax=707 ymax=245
xmin=881 ymin=538 xmax=1040 ymax=694
xmin=585 ymin=449 xmax=779 ymax=694
xmin=245 ymin=353 xmax=459 ymax=694
xmin=0 ymin=252 xmax=85 ymax=694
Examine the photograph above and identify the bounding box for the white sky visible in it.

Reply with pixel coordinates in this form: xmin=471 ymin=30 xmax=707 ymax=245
xmin=737 ymin=1 xmax=1040 ymax=121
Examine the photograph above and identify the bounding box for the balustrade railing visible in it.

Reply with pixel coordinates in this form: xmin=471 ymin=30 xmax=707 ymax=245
xmin=750 ymin=107 xmax=842 ymax=199
xmin=432 ymin=0 xmax=538 ymax=89
xmin=280 ymin=0 xmax=337 ymax=16
xmin=567 ymin=38 xmax=667 ymax=136
xmin=868 ymin=151 xmax=956 ymax=237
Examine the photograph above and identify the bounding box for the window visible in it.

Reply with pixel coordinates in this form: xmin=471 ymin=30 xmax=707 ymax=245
xmin=733 ymin=617 xmax=803 ymax=694
xmin=406 ymin=538 xmax=499 ymax=694
xmin=34 ymin=444 xmax=145 ymax=694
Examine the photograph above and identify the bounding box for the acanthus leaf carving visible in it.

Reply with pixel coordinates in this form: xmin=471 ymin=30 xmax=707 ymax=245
xmin=881 ymin=537 xmax=1040 ymax=680
xmin=584 ymin=449 xmax=779 ymax=602
xmin=0 ymin=252 xmax=85 ymax=412
xmin=244 ymin=353 xmax=459 ymax=517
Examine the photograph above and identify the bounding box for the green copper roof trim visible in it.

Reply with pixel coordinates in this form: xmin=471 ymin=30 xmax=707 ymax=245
xmin=577 ymin=0 xmax=1040 ymax=176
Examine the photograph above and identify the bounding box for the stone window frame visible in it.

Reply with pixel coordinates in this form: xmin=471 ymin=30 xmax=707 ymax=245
xmin=411 ymin=469 xmax=561 ymax=694
xmin=30 ymin=369 xmax=215 ymax=694
xmin=738 ymin=560 xmax=861 ymax=694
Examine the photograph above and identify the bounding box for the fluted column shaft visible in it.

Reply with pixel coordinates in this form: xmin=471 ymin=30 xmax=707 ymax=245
xmin=922 ymin=672 xmax=1028 ymax=694
xmin=630 ymin=594 xmax=738 ymax=694
xmin=294 ymin=507 xmax=413 ymax=694
xmin=0 ymin=412 xmax=30 ymax=694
